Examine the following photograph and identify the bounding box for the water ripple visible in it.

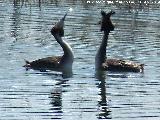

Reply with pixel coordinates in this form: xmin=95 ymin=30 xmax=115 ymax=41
xmin=0 ymin=0 xmax=160 ymax=120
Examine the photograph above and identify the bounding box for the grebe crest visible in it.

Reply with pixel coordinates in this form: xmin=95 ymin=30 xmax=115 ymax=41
xmin=100 ymin=10 xmax=115 ymax=32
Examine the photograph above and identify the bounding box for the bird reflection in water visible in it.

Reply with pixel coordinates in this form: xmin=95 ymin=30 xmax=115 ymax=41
xmin=95 ymin=71 xmax=111 ymax=119
xmin=49 ymin=79 xmax=69 ymax=119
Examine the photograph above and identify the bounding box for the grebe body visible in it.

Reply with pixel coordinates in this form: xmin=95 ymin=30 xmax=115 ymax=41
xmin=95 ymin=11 xmax=144 ymax=72
xmin=23 ymin=13 xmax=74 ymax=76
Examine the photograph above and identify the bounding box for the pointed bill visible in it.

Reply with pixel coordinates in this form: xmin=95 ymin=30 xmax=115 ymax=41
xmin=54 ymin=13 xmax=67 ymax=29
xmin=51 ymin=13 xmax=67 ymax=37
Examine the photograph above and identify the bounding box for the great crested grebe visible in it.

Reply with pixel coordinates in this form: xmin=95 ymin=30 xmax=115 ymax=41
xmin=95 ymin=11 xmax=144 ymax=72
xmin=23 ymin=13 xmax=74 ymax=75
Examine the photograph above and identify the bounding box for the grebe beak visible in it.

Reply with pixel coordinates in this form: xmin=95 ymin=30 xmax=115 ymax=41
xmin=51 ymin=13 xmax=68 ymax=37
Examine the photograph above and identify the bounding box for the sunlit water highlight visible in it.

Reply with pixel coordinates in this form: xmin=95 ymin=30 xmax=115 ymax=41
xmin=0 ymin=0 xmax=160 ymax=120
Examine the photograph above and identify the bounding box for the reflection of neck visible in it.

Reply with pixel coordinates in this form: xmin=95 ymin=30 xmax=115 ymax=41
xmin=54 ymin=35 xmax=74 ymax=70
xmin=95 ymin=71 xmax=110 ymax=118
xmin=95 ymin=31 xmax=109 ymax=70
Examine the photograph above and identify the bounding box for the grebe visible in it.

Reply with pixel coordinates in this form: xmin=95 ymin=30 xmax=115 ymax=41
xmin=23 ymin=13 xmax=74 ymax=75
xmin=95 ymin=11 xmax=144 ymax=72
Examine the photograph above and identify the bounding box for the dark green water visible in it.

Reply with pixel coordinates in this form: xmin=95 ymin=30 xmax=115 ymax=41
xmin=0 ymin=0 xmax=160 ymax=119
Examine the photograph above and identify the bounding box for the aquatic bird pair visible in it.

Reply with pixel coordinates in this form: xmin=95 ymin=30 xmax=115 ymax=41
xmin=23 ymin=11 xmax=144 ymax=76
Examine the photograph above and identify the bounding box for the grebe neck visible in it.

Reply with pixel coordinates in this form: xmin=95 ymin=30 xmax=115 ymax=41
xmin=95 ymin=31 xmax=109 ymax=70
xmin=54 ymin=34 xmax=74 ymax=69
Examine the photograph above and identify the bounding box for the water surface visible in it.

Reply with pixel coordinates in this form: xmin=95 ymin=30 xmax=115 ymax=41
xmin=0 ymin=0 xmax=160 ymax=120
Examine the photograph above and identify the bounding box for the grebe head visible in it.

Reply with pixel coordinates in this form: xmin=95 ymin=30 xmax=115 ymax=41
xmin=51 ymin=13 xmax=67 ymax=37
xmin=100 ymin=10 xmax=115 ymax=33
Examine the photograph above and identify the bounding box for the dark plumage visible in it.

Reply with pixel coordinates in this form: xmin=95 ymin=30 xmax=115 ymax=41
xmin=103 ymin=59 xmax=144 ymax=72
xmin=95 ymin=11 xmax=144 ymax=72
xmin=23 ymin=56 xmax=61 ymax=71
